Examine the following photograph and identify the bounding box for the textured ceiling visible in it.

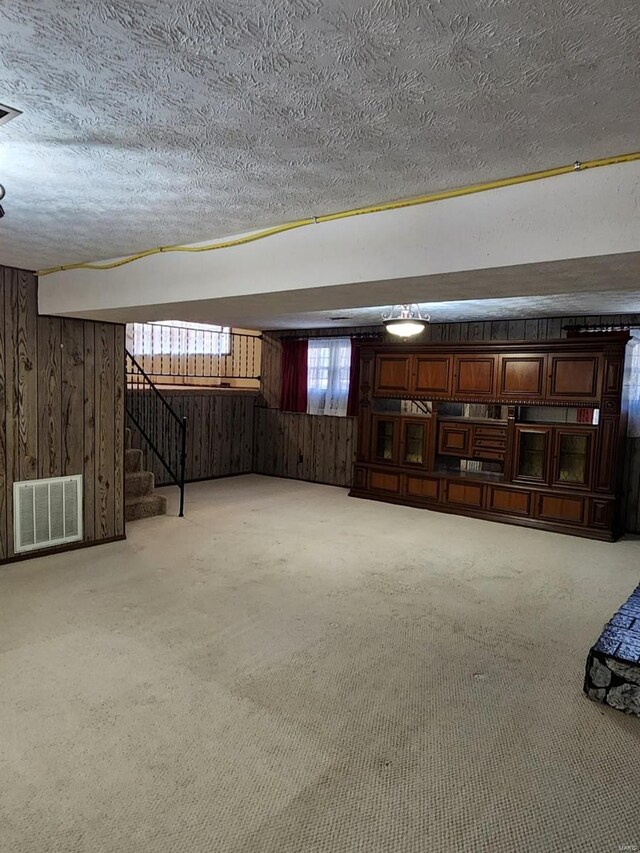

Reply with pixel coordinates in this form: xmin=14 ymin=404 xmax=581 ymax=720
xmin=1 ymin=0 xmax=639 ymax=270
xmin=282 ymin=292 xmax=640 ymax=331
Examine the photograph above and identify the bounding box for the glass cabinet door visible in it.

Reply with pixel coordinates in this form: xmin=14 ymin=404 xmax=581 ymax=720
xmin=553 ymin=430 xmax=592 ymax=488
xmin=373 ymin=417 xmax=398 ymax=463
xmin=514 ymin=427 xmax=550 ymax=483
xmin=402 ymin=420 xmax=428 ymax=466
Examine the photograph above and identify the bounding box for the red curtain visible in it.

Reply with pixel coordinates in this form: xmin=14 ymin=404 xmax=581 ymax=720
xmin=280 ymin=339 xmax=308 ymax=412
xmin=347 ymin=338 xmax=361 ymax=417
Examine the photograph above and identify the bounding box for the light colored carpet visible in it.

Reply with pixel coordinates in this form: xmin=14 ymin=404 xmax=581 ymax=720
xmin=1 ymin=475 xmax=639 ymax=853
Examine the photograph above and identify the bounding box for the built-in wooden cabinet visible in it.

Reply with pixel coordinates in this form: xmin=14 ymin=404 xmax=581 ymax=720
xmin=551 ymin=428 xmax=593 ymax=489
xmin=414 ymin=356 xmax=452 ymax=395
xmin=547 ymin=354 xmax=601 ymax=402
xmin=513 ymin=426 xmax=551 ymax=484
xmin=536 ymin=493 xmax=585 ymax=526
xmin=452 ymin=355 xmax=496 ymax=398
xmin=352 ymin=333 xmax=631 ymax=541
xmin=401 ymin=419 xmax=429 ymax=467
xmin=372 ymin=416 xmax=399 ymax=464
xmin=486 ymin=485 xmax=532 ymax=516
xmin=498 ymin=354 xmax=546 ymax=398
xmin=438 ymin=422 xmax=472 ymax=456
xmin=405 ymin=474 xmax=440 ymax=501
xmin=374 ymin=354 xmax=412 ymax=394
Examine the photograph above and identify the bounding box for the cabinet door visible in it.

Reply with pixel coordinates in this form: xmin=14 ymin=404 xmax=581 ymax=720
xmin=374 ymin=354 xmax=412 ymax=394
xmin=487 ymin=486 xmax=532 ymax=517
xmin=453 ymin=356 xmax=497 ymax=398
xmin=401 ymin=419 xmax=429 ymax=467
xmin=413 ymin=356 xmax=452 ymax=396
xmin=369 ymin=470 xmax=402 ymax=495
xmin=438 ymin=422 xmax=472 ymax=456
xmin=513 ymin=426 xmax=551 ymax=484
xmin=547 ymin=355 xmax=600 ymax=402
xmin=551 ymin=428 xmax=593 ymax=489
xmin=536 ymin=493 xmax=585 ymax=526
xmin=498 ymin=355 xmax=546 ymax=399
xmin=445 ymin=480 xmax=484 ymax=508
xmin=405 ymin=475 xmax=440 ymax=501
xmin=372 ymin=417 xmax=399 ymax=464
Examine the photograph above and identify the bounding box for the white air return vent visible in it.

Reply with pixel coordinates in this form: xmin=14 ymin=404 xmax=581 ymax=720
xmin=0 ymin=103 xmax=22 ymax=127
xmin=13 ymin=475 xmax=83 ymax=553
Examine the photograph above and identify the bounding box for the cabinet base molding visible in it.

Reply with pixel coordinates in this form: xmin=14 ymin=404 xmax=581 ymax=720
xmin=349 ymin=487 xmax=617 ymax=542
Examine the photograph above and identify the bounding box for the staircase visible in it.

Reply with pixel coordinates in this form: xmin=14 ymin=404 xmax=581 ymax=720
xmin=125 ymin=427 xmax=167 ymax=522
xmin=125 ymin=349 xmax=187 ymax=518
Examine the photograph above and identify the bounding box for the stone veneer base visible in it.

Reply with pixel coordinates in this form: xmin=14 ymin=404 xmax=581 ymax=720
xmin=584 ymin=584 xmax=640 ymax=716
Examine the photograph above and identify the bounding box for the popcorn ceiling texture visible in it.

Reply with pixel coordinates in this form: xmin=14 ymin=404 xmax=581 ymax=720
xmin=0 ymin=0 xmax=639 ymax=270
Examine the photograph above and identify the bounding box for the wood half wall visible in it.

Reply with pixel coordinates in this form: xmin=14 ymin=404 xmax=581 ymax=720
xmin=129 ymin=389 xmax=256 ymax=486
xmin=0 ymin=266 xmax=125 ymax=562
xmin=255 ymin=315 xmax=640 ymax=532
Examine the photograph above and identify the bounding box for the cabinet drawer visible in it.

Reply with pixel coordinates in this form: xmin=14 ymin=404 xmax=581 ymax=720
xmin=446 ymin=481 xmax=484 ymax=508
xmin=406 ymin=475 xmax=440 ymax=501
xmin=472 ymin=449 xmax=504 ymax=462
xmin=369 ymin=470 xmax=402 ymax=495
xmin=473 ymin=437 xmax=506 ymax=449
xmin=487 ymin=486 xmax=532 ymax=517
xmin=474 ymin=426 xmax=506 ymax=439
xmin=536 ymin=493 xmax=585 ymax=525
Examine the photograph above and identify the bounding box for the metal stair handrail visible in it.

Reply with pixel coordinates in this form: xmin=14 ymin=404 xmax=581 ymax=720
xmin=125 ymin=349 xmax=187 ymax=516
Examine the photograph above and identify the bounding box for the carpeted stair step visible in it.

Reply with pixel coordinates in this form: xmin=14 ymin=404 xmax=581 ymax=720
xmin=125 ymin=448 xmax=143 ymax=473
xmin=125 ymin=470 xmax=154 ymax=498
xmin=125 ymin=493 xmax=167 ymax=522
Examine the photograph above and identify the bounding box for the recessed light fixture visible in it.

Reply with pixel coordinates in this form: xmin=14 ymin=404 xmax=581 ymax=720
xmin=382 ymin=304 xmax=430 ymax=337
xmin=0 ymin=102 xmax=21 ymax=127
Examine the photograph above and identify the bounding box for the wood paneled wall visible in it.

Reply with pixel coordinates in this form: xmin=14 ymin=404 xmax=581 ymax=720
xmin=0 ymin=266 xmax=125 ymax=563
xmin=254 ymin=408 xmax=356 ymax=487
xmin=129 ymin=389 xmax=256 ymax=485
xmin=256 ymin=315 xmax=640 ymax=533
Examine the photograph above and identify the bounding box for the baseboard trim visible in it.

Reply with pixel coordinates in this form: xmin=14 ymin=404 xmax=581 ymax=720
xmin=0 ymin=535 xmax=127 ymax=566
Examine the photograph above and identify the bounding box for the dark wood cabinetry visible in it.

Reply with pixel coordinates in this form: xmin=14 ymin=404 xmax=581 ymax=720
xmin=374 ymin=354 xmax=412 ymax=394
xmin=498 ymin=354 xmax=546 ymax=398
xmin=438 ymin=422 xmax=472 ymax=456
xmin=453 ymin=355 xmax=496 ymax=397
xmin=352 ymin=334 xmax=631 ymax=541
xmin=401 ymin=419 xmax=429 ymax=467
xmin=414 ymin=356 xmax=452 ymax=395
xmin=547 ymin=354 xmax=600 ymax=402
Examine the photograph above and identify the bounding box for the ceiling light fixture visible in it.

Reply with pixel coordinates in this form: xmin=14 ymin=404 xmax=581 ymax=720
xmin=382 ymin=304 xmax=430 ymax=337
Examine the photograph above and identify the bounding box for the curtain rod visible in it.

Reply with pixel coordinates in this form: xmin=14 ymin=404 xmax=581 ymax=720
xmin=280 ymin=332 xmax=382 ymax=341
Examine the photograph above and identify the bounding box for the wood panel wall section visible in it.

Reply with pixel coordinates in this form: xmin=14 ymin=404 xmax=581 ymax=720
xmin=0 ymin=266 xmax=125 ymax=563
xmin=129 ymin=389 xmax=257 ymax=485
xmin=256 ymin=317 xmax=640 ymax=533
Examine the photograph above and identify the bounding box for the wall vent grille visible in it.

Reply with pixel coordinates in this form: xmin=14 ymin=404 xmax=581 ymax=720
xmin=13 ymin=475 xmax=83 ymax=553
xmin=0 ymin=103 xmax=22 ymax=127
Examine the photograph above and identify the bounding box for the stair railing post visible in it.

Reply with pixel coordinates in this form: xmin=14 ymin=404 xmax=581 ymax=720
xmin=179 ymin=415 xmax=187 ymax=518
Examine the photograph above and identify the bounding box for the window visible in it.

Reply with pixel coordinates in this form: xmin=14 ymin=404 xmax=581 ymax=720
xmin=307 ymin=338 xmax=351 ymax=416
xmin=131 ymin=321 xmax=231 ymax=356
